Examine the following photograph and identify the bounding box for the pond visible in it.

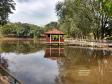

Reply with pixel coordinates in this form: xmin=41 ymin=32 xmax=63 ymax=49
xmin=0 ymin=40 xmax=112 ymax=84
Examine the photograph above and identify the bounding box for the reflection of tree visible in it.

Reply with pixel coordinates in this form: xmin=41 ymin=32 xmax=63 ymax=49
xmin=56 ymin=47 xmax=112 ymax=84
xmin=0 ymin=55 xmax=10 ymax=83
xmin=0 ymin=40 xmax=44 ymax=54
xmin=0 ymin=55 xmax=8 ymax=70
xmin=0 ymin=55 xmax=22 ymax=84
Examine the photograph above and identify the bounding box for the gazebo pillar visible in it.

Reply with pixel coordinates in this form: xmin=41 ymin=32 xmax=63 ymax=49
xmin=59 ymin=35 xmax=60 ymax=44
xmin=50 ymin=34 xmax=51 ymax=43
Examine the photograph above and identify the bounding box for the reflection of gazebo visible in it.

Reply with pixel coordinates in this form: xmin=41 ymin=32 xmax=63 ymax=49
xmin=44 ymin=46 xmax=65 ymax=60
xmin=44 ymin=28 xmax=65 ymax=44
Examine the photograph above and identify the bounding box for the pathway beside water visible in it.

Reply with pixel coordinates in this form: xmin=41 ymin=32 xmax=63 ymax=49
xmin=65 ymin=39 xmax=112 ymax=48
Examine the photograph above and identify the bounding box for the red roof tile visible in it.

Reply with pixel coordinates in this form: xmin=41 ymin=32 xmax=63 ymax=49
xmin=45 ymin=28 xmax=64 ymax=35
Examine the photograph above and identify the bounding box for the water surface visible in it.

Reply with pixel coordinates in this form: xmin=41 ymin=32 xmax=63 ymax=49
xmin=0 ymin=40 xmax=112 ymax=84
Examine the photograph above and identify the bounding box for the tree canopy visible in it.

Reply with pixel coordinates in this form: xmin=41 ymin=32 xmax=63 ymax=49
xmin=44 ymin=22 xmax=59 ymax=32
xmin=0 ymin=22 xmax=44 ymax=38
xmin=0 ymin=0 xmax=15 ymax=25
xmin=56 ymin=0 xmax=112 ymax=39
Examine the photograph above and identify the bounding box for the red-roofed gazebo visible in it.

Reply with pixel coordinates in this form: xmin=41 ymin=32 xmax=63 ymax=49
xmin=44 ymin=28 xmax=65 ymax=44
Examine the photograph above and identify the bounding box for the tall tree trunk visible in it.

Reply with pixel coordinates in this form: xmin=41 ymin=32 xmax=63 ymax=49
xmin=101 ymin=13 xmax=105 ymax=39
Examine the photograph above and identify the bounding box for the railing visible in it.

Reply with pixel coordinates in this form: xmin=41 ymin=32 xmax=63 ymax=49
xmin=0 ymin=65 xmax=23 ymax=84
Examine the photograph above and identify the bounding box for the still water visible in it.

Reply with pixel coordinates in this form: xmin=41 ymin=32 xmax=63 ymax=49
xmin=0 ymin=40 xmax=112 ymax=84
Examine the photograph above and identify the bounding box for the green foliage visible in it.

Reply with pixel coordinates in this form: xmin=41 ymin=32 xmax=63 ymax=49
xmin=44 ymin=22 xmax=59 ymax=32
xmin=56 ymin=0 xmax=112 ymax=39
xmin=0 ymin=0 xmax=15 ymax=25
xmin=56 ymin=0 xmax=94 ymax=38
xmin=1 ymin=22 xmax=44 ymax=38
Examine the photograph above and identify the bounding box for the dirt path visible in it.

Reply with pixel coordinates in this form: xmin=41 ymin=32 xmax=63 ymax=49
xmin=65 ymin=39 xmax=112 ymax=48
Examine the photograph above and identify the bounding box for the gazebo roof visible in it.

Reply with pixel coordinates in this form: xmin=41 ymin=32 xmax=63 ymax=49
xmin=45 ymin=28 xmax=64 ymax=35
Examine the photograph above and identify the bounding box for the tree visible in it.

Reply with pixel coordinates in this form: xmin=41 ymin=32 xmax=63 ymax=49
xmin=56 ymin=0 xmax=112 ymax=39
xmin=0 ymin=0 xmax=15 ymax=25
xmin=44 ymin=22 xmax=59 ymax=32
xmin=56 ymin=0 xmax=93 ymax=38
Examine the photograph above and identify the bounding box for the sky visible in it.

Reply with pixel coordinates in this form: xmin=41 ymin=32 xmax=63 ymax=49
xmin=9 ymin=0 xmax=63 ymax=26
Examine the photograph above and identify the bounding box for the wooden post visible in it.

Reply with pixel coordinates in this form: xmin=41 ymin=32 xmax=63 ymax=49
xmin=50 ymin=34 xmax=51 ymax=44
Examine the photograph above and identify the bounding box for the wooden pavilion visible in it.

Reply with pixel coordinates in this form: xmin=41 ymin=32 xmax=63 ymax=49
xmin=44 ymin=28 xmax=65 ymax=45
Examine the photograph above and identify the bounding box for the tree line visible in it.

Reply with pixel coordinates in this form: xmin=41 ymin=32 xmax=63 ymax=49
xmin=0 ymin=0 xmax=112 ymax=40
xmin=0 ymin=22 xmax=44 ymax=38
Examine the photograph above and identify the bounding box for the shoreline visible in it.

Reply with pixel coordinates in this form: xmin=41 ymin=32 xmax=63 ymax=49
xmin=65 ymin=39 xmax=112 ymax=48
xmin=0 ymin=37 xmax=34 ymax=41
xmin=0 ymin=37 xmax=112 ymax=48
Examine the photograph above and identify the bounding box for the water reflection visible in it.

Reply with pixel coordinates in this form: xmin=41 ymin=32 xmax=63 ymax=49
xmin=0 ymin=55 xmax=8 ymax=68
xmin=0 ymin=55 xmax=10 ymax=84
xmin=3 ymin=51 xmax=59 ymax=84
xmin=1 ymin=40 xmax=112 ymax=84
xmin=0 ymin=40 xmax=43 ymax=54
xmin=44 ymin=46 xmax=65 ymax=60
xmin=56 ymin=47 xmax=112 ymax=84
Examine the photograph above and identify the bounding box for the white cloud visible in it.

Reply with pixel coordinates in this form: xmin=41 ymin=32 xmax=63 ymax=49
xmin=9 ymin=0 xmax=64 ymax=26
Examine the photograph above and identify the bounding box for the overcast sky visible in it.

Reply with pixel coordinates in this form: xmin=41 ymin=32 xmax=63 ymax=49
xmin=9 ymin=0 xmax=63 ymax=26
